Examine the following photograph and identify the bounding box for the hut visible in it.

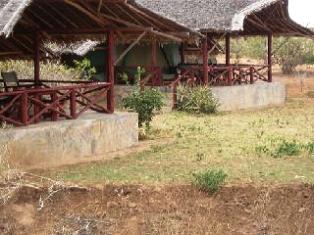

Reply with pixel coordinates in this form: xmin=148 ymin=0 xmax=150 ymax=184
xmin=56 ymin=0 xmax=313 ymax=87
xmin=0 ymin=0 xmax=198 ymax=126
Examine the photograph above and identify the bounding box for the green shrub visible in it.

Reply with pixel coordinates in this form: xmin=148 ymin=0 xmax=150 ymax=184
xmin=73 ymin=58 xmax=96 ymax=79
xmin=193 ymin=169 xmax=227 ymax=194
xmin=274 ymin=140 xmax=301 ymax=158
xmin=122 ymin=88 xmax=164 ymax=128
xmin=176 ymin=85 xmax=219 ymax=114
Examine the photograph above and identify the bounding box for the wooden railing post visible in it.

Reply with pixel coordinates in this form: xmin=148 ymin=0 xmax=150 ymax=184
xmin=107 ymin=30 xmax=115 ymax=113
xmin=250 ymin=66 xmax=254 ymax=84
xmin=70 ymin=89 xmax=77 ymax=119
xmin=51 ymin=91 xmax=58 ymax=121
xmin=20 ymin=92 xmax=28 ymax=125
xmin=172 ymin=81 xmax=178 ymax=110
xmin=267 ymin=34 xmax=273 ymax=83
xmin=202 ymin=35 xmax=209 ymax=85
xmin=228 ymin=66 xmax=233 ymax=85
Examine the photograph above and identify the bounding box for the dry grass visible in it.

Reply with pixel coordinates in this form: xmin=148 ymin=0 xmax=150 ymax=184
xmin=46 ymin=94 xmax=314 ymax=185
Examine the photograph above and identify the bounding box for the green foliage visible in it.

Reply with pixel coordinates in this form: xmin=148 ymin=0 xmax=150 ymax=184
xmin=122 ymin=88 xmax=164 ymax=128
xmin=231 ymin=36 xmax=314 ymax=74
xmin=73 ymin=58 xmax=96 ymax=79
xmin=273 ymin=38 xmax=314 ymax=74
xmin=135 ymin=66 xmax=146 ymax=84
xmin=274 ymin=140 xmax=301 ymax=158
xmin=193 ymin=169 xmax=227 ymax=194
xmin=254 ymin=139 xmax=314 ymax=158
xmin=176 ymin=85 xmax=219 ymax=114
xmin=118 ymin=72 xmax=129 ymax=85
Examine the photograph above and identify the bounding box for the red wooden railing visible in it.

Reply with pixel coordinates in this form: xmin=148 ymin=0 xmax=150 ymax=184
xmin=170 ymin=64 xmax=270 ymax=109
xmin=0 ymin=80 xmax=111 ymax=126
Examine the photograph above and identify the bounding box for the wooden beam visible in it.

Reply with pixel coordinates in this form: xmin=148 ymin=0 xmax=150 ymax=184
xmin=107 ymin=30 xmax=115 ymax=113
xmin=34 ymin=32 xmax=40 ymax=84
xmin=202 ymin=36 xmax=209 ymax=85
xmin=64 ymin=0 xmax=109 ymax=27
xmin=114 ymin=31 xmax=146 ymax=65
xmin=225 ymin=34 xmax=231 ymax=65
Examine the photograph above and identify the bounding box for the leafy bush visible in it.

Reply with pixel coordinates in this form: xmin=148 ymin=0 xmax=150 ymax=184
xmin=122 ymin=88 xmax=164 ymax=128
xmin=73 ymin=58 xmax=96 ymax=79
xmin=254 ymin=139 xmax=314 ymax=158
xmin=193 ymin=169 xmax=227 ymax=194
xmin=176 ymin=85 xmax=219 ymax=114
xmin=274 ymin=140 xmax=301 ymax=158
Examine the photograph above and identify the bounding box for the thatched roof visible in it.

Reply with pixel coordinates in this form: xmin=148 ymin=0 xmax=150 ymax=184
xmin=49 ymin=40 xmax=101 ymax=57
xmin=132 ymin=0 xmax=313 ymax=36
xmin=0 ymin=0 xmax=312 ymax=60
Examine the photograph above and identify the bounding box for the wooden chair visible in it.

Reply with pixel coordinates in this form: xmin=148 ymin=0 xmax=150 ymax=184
xmin=1 ymin=71 xmax=19 ymax=92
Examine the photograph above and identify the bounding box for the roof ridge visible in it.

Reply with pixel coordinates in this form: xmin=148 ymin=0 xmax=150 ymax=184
xmin=1 ymin=0 xmax=32 ymax=37
xmin=231 ymin=0 xmax=278 ymax=31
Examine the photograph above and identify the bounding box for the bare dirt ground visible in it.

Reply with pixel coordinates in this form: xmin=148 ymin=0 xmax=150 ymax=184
xmin=1 ymin=184 xmax=314 ymax=235
xmin=2 ymin=69 xmax=314 ymax=235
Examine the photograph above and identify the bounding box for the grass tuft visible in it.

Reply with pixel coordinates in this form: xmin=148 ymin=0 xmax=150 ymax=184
xmin=193 ymin=169 xmax=227 ymax=195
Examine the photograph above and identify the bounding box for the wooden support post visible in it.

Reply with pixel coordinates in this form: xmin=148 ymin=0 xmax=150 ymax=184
xmin=225 ymin=34 xmax=231 ymax=66
xmin=180 ymin=43 xmax=185 ymax=64
xmin=34 ymin=32 xmax=40 ymax=86
xmin=267 ymin=34 xmax=273 ymax=83
xmin=150 ymin=37 xmax=159 ymax=85
xmin=228 ymin=67 xmax=233 ymax=86
xmin=20 ymin=93 xmax=28 ymax=125
xmin=107 ymin=30 xmax=115 ymax=113
xmin=70 ymin=89 xmax=77 ymax=118
xmin=172 ymin=82 xmax=178 ymax=109
xmin=202 ymin=35 xmax=209 ymax=85
xmin=225 ymin=34 xmax=232 ymax=85
xmin=250 ymin=66 xmax=254 ymax=84
xmin=51 ymin=92 xmax=58 ymax=121
xmin=34 ymin=33 xmax=41 ymax=122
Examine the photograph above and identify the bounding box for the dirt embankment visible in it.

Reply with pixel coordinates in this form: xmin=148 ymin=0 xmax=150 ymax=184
xmin=1 ymin=184 xmax=314 ymax=235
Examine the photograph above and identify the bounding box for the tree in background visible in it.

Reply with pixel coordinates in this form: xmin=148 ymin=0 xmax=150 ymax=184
xmin=231 ymin=37 xmax=314 ymax=74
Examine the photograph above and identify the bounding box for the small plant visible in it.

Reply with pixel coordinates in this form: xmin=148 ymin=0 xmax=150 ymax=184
xmin=274 ymin=140 xmax=301 ymax=158
xmin=118 ymin=72 xmax=129 ymax=85
xmin=73 ymin=58 xmax=96 ymax=80
xmin=122 ymin=87 xmax=164 ymax=128
xmin=135 ymin=66 xmax=146 ymax=84
xmin=176 ymin=85 xmax=219 ymax=114
xmin=304 ymin=142 xmax=314 ymax=156
xmin=193 ymin=169 xmax=227 ymax=194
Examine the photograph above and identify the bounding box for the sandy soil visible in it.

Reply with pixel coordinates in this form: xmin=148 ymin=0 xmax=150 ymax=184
xmin=1 ymin=184 xmax=314 ymax=235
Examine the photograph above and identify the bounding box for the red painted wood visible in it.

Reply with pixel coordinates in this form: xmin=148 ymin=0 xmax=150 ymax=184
xmin=268 ymin=34 xmax=273 ymax=83
xmin=70 ymin=89 xmax=77 ymax=119
xmin=202 ymin=36 xmax=209 ymax=85
xmin=20 ymin=93 xmax=28 ymax=125
xmin=107 ymin=30 xmax=115 ymax=113
xmin=250 ymin=66 xmax=254 ymax=84
xmin=51 ymin=92 xmax=58 ymax=121
xmin=180 ymin=43 xmax=185 ymax=64
xmin=225 ymin=34 xmax=231 ymax=66
xmin=34 ymin=33 xmax=40 ymax=85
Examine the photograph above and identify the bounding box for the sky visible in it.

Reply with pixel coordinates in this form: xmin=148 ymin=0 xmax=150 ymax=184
xmin=289 ymin=0 xmax=314 ymax=28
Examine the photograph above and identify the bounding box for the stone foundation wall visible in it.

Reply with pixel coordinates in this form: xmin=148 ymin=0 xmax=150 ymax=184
xmin=1 ymin=112 xmax=138 ymax=169
xmin=212 ymin=82 xmax=286 ymax=111
xmin=114 ymin=82 xmax=286 ymax=112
